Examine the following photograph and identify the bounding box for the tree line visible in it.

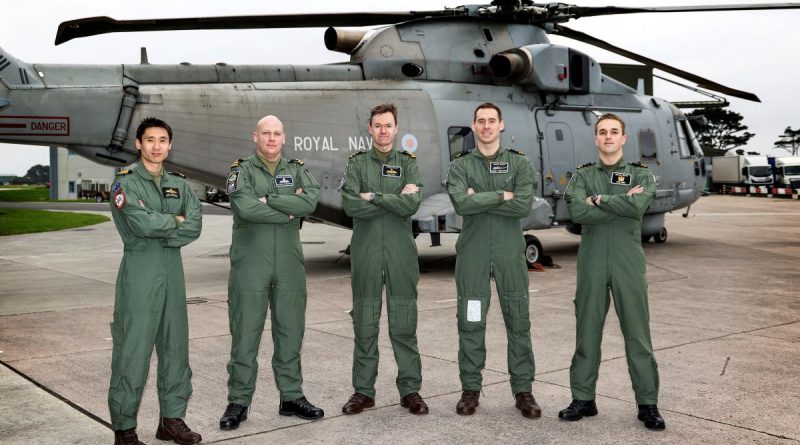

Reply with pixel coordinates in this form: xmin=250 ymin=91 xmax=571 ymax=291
xmin=687 ymin=109 xmax=800 ymax=156
xmin=1 ymin=164 xmax=49 ymax=185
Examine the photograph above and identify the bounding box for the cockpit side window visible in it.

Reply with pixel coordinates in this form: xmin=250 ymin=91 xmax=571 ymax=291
xmin=638 ymin=129 xmax=658 ymax=161
xmin=448 ymin=126 xmax=474 ymax=160
xmin=676 ymin=119 xmax=696 ymax=158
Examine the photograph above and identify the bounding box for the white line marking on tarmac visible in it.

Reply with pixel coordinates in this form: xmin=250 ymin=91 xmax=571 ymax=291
xmin=529 ymin=289 xmax=539 ymax=293
xmin=436 ymin=299 xmax=456 ymax=303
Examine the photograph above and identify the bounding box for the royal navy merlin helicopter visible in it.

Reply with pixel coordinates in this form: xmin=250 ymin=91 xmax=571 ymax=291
xmin=2 ymin=1 xmax=798 ymax=265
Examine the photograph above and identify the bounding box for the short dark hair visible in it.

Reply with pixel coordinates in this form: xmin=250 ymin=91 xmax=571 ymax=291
xmin=595 ymin=113 xmax=626 ymax=135
xmin=369 ymin=103 xmax=398 ymax=125
xmin=135 ymin=117 xmax=173 ymax=142
xmin=473 ymin=103 xmax=502 ymax=122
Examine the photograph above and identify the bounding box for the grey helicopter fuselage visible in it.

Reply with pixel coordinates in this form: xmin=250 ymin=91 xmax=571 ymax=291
xmin=0 ymin=19 xmax=705 ymax=237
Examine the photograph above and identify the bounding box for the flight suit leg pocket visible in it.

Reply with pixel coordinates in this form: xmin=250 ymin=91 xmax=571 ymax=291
xmin=457 ymin=296 xmax=487 ymax=332
xmin=388 ymin=296 xmax=417 ymax=337
xmin=353 ymin=299 xmax=380 ymax=339
xmin=501 ymin=293 xmax=531 ymax=334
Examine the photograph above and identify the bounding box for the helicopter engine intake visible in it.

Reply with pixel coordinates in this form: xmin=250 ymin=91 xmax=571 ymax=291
xmin=490 ymin=44 xmax=600 ymax=94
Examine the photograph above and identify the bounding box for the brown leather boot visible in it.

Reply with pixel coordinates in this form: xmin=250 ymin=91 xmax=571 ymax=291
xmin=456 ymin=390 xmax=480 ymax=415
xmin=114 ymin=429 xmax=144 ymax=445
xmin=342 ymin=392 xmax=375 ymax=415
xmin=155 ymin=418 xmax=202 ymax=445
xmin=400 ymin=392 xmax=429 ymax=415
xmin=515 ymin=392 xmax=542 ymax=418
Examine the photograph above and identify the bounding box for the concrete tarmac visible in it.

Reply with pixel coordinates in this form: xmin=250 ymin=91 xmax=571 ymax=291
xmin=1 ymin=195 xmax=798 ymax=444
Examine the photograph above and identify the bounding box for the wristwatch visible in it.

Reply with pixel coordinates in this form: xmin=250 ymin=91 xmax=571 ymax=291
xmin=590 ymin=193 xmax=599 ymax=207
xmin=369 ymin=192 xmax=376 ymax=201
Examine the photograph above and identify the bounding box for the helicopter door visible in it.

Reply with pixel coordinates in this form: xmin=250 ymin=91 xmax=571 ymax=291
xmin=542 ymin=122 xmax=576 ymax=198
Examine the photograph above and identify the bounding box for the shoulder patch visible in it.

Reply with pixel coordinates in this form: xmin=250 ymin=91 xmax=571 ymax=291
xmin=167 ymin=170 xmax=186 ymax=178
xmin=629 ymin=161 xmax=649 ymax=169
xmin=402 ymin=150 xmax=416 ymax=158
xmin=349 ymin=151 xmax=368 ymax=159
xmin=115 ymin=169 xmax=131 ymax=176
xmin=577 ymin=162 xmax=595 ymax=170
xmin=288 ymin=159 xmax=305 ymax=166
xmin=230 ymin=158 xmax=245 ymax=168
xmin=454 ymin=150 xmax=471 ymax=159
xmin=507 ymin=148 xmax=526 ymax=156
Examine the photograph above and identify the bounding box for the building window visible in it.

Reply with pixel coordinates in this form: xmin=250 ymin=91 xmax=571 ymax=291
xmin=68 ymin=181 xmax=75 ymax=193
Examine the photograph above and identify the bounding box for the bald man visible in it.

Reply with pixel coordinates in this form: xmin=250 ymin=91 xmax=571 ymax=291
xmin=220 ymin=115 xmax=324 ymax=430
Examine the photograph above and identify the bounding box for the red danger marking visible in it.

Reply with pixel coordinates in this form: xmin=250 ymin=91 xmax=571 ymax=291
xmin=0 ymin=115 xmax=70 ymax=136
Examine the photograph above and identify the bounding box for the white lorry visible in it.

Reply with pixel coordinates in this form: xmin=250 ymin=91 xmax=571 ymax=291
xmin=768 ymin=156 xmax=800 ymax=190
xmin=711 ymin=155 xmax=773 ymax=191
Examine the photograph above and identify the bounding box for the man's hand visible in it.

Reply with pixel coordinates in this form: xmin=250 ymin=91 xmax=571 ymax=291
xmin=627 ymin=185 xmax=644 ymax=196
xmin=401 ymin=183 xmax=419 ymax=195
xmin=359 ymin=192 xmax=373 ymax=201
xmin=585 ymin=195 xmax=602 ymax=205
xmin=295 ymin=187 xmax=304 ymax=195
xmin=503 ymin=191 xmax=514 ymax=201
xmin=467 ymin=188 xmax=475 ymax=195
xmin=258 ymin=196 xmax=267 ymax=204
xmin=176 ymin=215 xmax=186 ymax=223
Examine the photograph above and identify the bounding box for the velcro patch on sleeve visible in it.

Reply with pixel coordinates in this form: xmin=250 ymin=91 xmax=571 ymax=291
xmin=113 ymin=190 xmax=126 ymax=209
xmin=226 ymin=170 xmax=240 ymax=194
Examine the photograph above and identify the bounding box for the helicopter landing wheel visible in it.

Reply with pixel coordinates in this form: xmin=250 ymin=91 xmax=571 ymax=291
xmin=641 ymin=234 xmax=652 ymax=243
xmin=524 ymin=234 xmax=543 ymax=269
xmin=654 ymin=227 xmax=668 ymax=244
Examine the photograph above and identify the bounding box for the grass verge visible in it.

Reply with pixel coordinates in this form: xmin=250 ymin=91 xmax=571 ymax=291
xmin=0 ymin=187 xmax=50 ymax=202
xmin=0 ymin=208 xmax=109 ymax=236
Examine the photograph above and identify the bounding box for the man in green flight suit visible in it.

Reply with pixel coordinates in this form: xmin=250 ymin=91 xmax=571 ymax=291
xmin=219 ymin=115 xmax=324 ymax=431
xmin=340 ymin=103 xmax=428 ymax=416
xmin=559 ymin=113 xmax=665 ymax=430
xmin=108 ymin=117 xmax=203 ymax=445
xmin=447 ymin=103 xmax=541 ymax=419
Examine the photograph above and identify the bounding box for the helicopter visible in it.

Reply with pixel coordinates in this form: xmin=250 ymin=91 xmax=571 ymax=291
xmin=2 ymin=1 xmax=798 ymax=266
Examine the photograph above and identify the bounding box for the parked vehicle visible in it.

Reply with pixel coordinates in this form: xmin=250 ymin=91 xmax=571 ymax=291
xmin=78 ymin=180 xmax=110 ymax=202
xmin=768 ymin=156 xmax=800 ymax=190
xmin=711 ymin=155 xmax=773 ymax=191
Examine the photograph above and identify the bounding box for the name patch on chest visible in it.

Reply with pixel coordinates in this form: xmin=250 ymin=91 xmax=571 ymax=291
xmin=489 ymin=162 xmax=509 ymax=174
xmin=162 ymin=187 xmax=180 ymax=199
xmin=610 ymin=172 xmax=632 ymax=185
xmin=275 ymin=175 xmax=294 ymax=187
xmin=382 ymin=165 xmax=402 ymax=178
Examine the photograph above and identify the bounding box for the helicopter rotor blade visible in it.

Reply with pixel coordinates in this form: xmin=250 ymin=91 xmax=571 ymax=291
xmin=55 ymin=11 xmax=457 ymax=45
xmin=553 ymin=24 xmax=760 ymax=102
xmin=565 ymin=3 xmax=800 ymax=20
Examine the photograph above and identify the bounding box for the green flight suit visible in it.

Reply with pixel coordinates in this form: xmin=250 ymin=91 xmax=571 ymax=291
xmin=341 ymin=148 xmax=423 ymax=399
xmin=225 ymin=154 xmax=320 ymax=404
xmin=446 ymin=147 xmax=536 ymax=395
xmin=108 ymin=166 xmax=203 ymax=431
xmin=564 ymin=158 xmax=659 ymax=405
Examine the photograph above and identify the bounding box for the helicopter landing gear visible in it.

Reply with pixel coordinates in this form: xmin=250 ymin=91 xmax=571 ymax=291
xmin=641 ymin=234 xmax=653 ymax=243
xmin=653 ymin=227 xmax=668 ymax=244
xmin=524 ymin=234 xmax=543 ymax=269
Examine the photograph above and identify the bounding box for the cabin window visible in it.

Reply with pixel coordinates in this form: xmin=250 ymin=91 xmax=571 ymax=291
xmin=676 ymin=120 xmax=696 ymax=158
xmin=448 ymin=127 xmax=475 ymax=160
xmin=638 ymin=129 xmax=658 ymax=161
xmin=555 ymin=129 xmax=564 ymax=141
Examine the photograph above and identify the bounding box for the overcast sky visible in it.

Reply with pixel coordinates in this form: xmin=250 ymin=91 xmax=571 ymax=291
xmin=2 ymin=0 xmax=799 ymax=175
